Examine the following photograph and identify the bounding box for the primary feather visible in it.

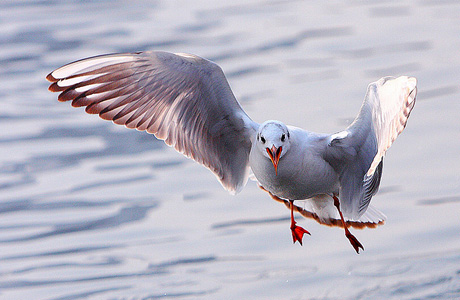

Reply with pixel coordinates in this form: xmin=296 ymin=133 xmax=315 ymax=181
xmin=47 ymin=51 xmax=258 ymax=193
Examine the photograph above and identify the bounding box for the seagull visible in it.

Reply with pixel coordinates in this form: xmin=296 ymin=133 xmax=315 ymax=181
xmin=46 ymin=51 xmax=417 ymax=253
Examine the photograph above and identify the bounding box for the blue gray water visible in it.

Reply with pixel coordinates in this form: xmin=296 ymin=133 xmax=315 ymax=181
xmin=1 ymin=1 xmax=460 ymax=299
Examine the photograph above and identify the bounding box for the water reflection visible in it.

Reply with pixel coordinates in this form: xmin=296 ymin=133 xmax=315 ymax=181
xmin=418 ymin=195 xmax=460 ymax=205
xmin=349 ymin=250 xmax=460 ymax=299
xmin=0 ymin=204 xmax=157 ymax=243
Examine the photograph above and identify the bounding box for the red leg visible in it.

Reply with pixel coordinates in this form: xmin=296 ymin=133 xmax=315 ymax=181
xmin=332 ymin=195 xmax=364 ymax=253
xmin=289 ymin=200 xmax=310 ymax=245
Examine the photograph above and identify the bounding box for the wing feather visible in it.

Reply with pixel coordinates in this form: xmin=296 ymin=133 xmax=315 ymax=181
xmin=47 ymin=51 xmax=258 ymax=193
xmin=326 ymin=76 xmax=417 ymax=218
xmin=366 ymin=76 xmax=417 ymax=176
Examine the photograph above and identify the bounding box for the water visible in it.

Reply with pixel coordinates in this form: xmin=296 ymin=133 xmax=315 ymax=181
xmin=1 ymin=1 xmax=460 ymax=299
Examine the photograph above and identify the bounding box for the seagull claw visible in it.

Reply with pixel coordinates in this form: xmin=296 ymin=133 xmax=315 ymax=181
xmin=290 ymin=222 xmax=310 ymax=246
xmin=332 ymin=194 xmax=365 ymax=254
xmin=346 ymin=231 xmax=364 ymax=254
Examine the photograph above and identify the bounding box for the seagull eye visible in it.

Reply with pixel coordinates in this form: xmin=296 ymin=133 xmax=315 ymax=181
xmin=281 ymin=134 xmax=286 ymax=142
xmin=260 ymin=136 xmax=266 ymax=144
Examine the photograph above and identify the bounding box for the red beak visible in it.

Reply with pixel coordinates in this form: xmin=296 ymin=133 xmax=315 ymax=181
xmin=266 ymin=145 xmax=282 ymax=175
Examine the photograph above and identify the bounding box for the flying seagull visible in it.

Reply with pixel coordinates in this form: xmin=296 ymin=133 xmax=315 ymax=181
xmin=46 ymin=51 xmax=417 ymax=253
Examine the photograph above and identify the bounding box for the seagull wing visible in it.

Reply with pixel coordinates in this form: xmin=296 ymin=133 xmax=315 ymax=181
xmin=325 ymin=76 xmax=417 ymax=219
xmin=47 ymin=51 xmax=258 ymax=193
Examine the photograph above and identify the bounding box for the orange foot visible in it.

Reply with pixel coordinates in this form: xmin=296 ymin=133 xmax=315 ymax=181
xmin=346 ymin=231 xmax=364 ymax=254
xmin=290 ymin=222 xmax=310 ymax=246
xmin=332 ymin=194 xmax=365 ymax=254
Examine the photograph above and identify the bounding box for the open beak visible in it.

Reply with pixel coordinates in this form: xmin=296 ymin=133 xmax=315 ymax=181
xmin=266 ymin=145 xmax=282 ymax=175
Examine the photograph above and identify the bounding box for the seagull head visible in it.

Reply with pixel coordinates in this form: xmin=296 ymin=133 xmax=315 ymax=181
xmin=256 ymin=121 xmax=291 ymax=175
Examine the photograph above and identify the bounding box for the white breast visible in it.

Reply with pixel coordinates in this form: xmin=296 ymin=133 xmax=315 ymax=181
xmin=249 ymin=131 xmax=339 ymax=200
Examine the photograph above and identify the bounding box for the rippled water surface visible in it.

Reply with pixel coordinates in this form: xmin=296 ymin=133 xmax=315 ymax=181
xmin=1 ymin=1 xmax=460 ymax=299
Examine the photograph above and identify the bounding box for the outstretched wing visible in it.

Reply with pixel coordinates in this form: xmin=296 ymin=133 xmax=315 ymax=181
xmin=47 ymin=51 xmax=258 ymax=193
xmin=325 ymin=76 xmax=417 ymax=219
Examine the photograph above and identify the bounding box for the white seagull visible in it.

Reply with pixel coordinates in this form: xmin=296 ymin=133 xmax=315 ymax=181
xmin=47 ymin=51 xmax=417 ymax=253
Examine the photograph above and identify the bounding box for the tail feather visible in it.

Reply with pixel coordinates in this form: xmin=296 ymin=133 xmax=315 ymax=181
xmin=259 ymin=185 xmax=386 ymax=229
